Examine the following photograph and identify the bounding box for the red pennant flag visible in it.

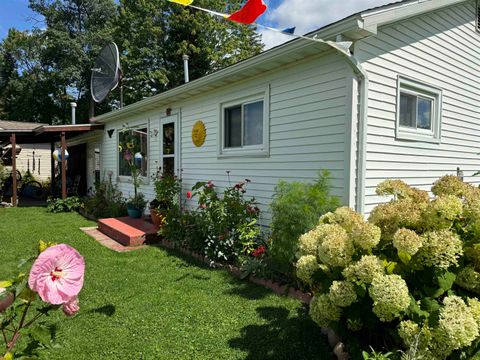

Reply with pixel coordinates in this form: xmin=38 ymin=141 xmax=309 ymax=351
xmin=228 ymin=0 xmax=267 ymax=24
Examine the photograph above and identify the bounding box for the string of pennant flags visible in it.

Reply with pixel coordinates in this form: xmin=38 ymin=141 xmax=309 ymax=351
xmin=167 ymin=0 xmax=333 ymax=45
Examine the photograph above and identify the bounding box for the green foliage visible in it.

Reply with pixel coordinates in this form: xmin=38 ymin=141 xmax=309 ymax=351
xmin=46 ymin=196 xmax=83 ymax=213
xmin=83 ymin=180 xmax=127 ymax=218
xmin=0 ymin=161 xmax=7 ymax=189
xmin=0 ymin=0 xmax=116 ymax=123
xmin=362 ymin=348 xmax=395 ymax=360
xmin=127 ymin=192 xmax=147 ymax=212
xmin=269 ymin=171 xmax=339 ymax=275
xmin=0 ymin=0 xmax=263 ymax=122
xmin=22 ymin=169 xmax=36 ymax=184
xmin=296 ymin=176 xmax=480 ymax=359
xmin=0 ymin=208 xmax=332 ymax=359
xmin=161 ymin=179 xmax=261 ymax=263
xmin=151 ymin=169 xmax=181 ymax=210
xmin=113 ymin=0 xmax=263 ymax=104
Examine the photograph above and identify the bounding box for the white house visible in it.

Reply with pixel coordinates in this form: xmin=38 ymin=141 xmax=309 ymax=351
xmin=78 ymin=0 xmax=480 ymax=222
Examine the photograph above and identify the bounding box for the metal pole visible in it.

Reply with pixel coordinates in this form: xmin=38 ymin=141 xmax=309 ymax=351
xmin=11 ymin=134 xmax=17 ymax=207
xmin=183 ymin=55 xmax=190 ymax=83
xmin=70 ymin=102 xmax=77 ymax=125
xmin=61 ymin=132 xmax=67 ymax=199
xmin=50 ymin=142 xmax=55 ymax=196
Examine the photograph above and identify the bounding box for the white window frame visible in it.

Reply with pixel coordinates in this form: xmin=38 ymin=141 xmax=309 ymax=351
xmin=117 ymin=122 xmax=150 ymax=184
xmin=218 ymin=86 xmax=270 ymax=158
xmin=396 ymin=76 xmax=442 ymax=143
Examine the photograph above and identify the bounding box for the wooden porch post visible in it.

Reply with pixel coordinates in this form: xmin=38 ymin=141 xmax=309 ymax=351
xmin=61 ymin=132 xmax=67 ymax=199
xmin=10 ymin=133 xmax=17 ymax=207
xmin=50 ymin=142 xmax=55 ymax=196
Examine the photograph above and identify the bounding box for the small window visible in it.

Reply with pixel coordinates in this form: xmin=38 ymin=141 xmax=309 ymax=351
xmin=224 ymin=100 xmax=264 ymax=148
xmin=396 ymin=77 xmax=442 ymax=143
xmin=118 ymin=127 xmax=148 ymax=177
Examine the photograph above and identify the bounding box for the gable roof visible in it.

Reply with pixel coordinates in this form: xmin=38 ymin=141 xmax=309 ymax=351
xmin=0 ymin=120 xmax=43 ymax=132
xmin=93 ymin=0 xmax=467 ymax=124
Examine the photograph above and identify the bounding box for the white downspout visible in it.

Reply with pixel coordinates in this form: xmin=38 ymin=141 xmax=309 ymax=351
xmin=321 ymin=40 xmax=368 ymax=214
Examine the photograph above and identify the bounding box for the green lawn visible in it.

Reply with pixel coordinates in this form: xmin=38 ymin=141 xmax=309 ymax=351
xmin=0 ymin=208 xmax=332 ymax=359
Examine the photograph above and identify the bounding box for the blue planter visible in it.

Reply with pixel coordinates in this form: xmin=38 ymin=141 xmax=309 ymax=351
xmin=127 ymin=204 xmax=142 ymax=218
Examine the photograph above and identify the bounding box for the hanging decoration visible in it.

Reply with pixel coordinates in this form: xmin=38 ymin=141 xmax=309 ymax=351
xmin=192 ymin=121 xmax=207 ymax=147
xmin=227 ymin=0 xmax=267 ymax=24
xmin=52 ymin=148 xmax=69 ymax=162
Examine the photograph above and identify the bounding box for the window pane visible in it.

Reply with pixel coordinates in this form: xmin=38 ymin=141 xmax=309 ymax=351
xmin=119 ymin=128 xmax=148 ymax=177
xmin=243 ymin=101 xmax=263 ymax=146
xmin=400 ymin=93 xmax=416 ymax=128
xmin=163 ymin=157 xmax=174 ymax=177
xmin=163 ymin=123 xmax=175 ymax=155
xmin=417 ymin=97 xmax=432 ymax=130
xmin=225 ymin=106 xmax=242 ymax=148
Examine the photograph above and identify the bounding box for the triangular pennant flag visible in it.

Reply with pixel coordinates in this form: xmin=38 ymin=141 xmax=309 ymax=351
xmin=227 ymin=0 xmax=267 ymax=24
xmin=282 ymin=27 xmax=296 ymax=34
xmin=168 ymin=0 xmax=194 ymax=5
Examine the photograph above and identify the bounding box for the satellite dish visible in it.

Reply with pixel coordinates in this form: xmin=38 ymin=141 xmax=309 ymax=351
xmin=91 ymin=42 xmax=122 ymax=105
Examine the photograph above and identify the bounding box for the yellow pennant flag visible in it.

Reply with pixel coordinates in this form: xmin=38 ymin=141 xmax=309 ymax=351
xmin=168 ymin=0 xmax=194 ymax=5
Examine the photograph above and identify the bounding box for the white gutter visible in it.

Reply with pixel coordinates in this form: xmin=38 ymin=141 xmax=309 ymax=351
xmin=317 ymin=40 xmax=368 ymax=215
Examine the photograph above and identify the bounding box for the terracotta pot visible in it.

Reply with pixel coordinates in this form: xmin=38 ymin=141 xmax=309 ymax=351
xmin=150 ymin=208 xmax=165 ymax=228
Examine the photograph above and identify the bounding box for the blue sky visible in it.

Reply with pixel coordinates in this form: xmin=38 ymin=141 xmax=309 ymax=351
xmin=0 ymin=0 xmax=393 ymax=48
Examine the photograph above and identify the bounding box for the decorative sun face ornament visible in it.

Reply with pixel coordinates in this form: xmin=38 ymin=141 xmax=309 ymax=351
xmin=52 ymin=148 xmax=69 ymax=162
xmin=192 ymin=121 xmax=206 ymax=147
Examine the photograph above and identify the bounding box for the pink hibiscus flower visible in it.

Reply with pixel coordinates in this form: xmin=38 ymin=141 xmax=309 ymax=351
xmin=28 ymin=244 xmax=85 ymax=305
xmin=63 ymin=296 xmax=80 ymax=317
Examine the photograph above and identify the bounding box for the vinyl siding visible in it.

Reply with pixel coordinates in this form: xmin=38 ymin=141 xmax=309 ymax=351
xmin=16 ymin=144 xmax=51 ymax=181
xmin=99 ymin=51 xmax=354 ymax=224
xmin=356 ymin=0 xmax=480 ymax=214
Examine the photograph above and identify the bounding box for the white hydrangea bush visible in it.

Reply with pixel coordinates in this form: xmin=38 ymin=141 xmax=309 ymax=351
xmin=296 ymin=176 xmax=480 ymax=359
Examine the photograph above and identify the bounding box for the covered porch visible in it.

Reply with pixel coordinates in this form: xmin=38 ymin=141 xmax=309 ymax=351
xmin=0 ymin=121 xmax=104 ymax=206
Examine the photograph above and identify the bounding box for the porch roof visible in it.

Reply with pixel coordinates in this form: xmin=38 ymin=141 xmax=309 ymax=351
xmin=0 ymin=121 xmax=104 ymax=144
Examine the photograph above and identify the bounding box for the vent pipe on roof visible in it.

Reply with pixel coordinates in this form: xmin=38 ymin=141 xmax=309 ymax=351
xmin=70 ymin=102 xmax=77 ymax=125
xmin=183 ymin=55 xmax=190 ymax=83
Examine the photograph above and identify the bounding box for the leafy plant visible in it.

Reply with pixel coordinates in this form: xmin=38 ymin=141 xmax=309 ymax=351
xmin=190 ymin=179 xmax=261 ymax=263
xmin=151 ymin=168 xmax=181 ymax=210
xmin=46 ymin=197 xmax=82 ymax=213
xmin=83 ymin=179 xmax=127 ymax=218
xmin=1 ymin=242 xmax=84 ymax=359
xmin=0 ymin=161 xmax=7 ymax=191
xmin=269 ymin=171 xmax=339 ymax=276
xmin=127 ymin=192 xmax=147 ymax=212
xmin=296 ymin=176 xmax=480 ymax=359
xmin=363 ymin=348 xmax=395 ymax=360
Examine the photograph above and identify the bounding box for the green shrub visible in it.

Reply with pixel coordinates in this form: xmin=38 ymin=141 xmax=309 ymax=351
xmin=151 ymin=169 xmax=181 ymax=210
xmin=269 ymin=171 xmax=339 ymax=275
xmin=296 ymin=176 xmax=480 ymax=359
xmin=161 ymin=179 xmax=261 ymax=263
xmin=47 ymin=196 xmax=83 ymax=213
xmin=0 ymin=161 xmax=7 ymax=190
xmin=83 ymin=180 xmax=127 ymax=218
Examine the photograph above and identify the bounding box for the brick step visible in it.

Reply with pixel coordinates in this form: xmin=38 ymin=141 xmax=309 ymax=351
xmin=97 ymin=217 xmax=160 ymax=247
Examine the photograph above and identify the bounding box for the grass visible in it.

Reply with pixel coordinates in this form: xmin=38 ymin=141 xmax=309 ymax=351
xmin=0 ymin=208 xmax=332 ymax=359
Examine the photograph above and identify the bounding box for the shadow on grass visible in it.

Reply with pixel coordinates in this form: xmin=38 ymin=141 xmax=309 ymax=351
xmin=224 ymin=282 xmax=272 ymax=300
xmin=229 ymin=306 xmax=333 ymax=360
xmin=87 ymin=304 xmax=116 ymax=317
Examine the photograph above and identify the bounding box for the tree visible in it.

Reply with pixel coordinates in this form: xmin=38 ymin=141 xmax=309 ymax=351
xmin=0 ymin=0 xmax=117 ymax=124
xmin=113 ymin=0 xmax=263 ymax=105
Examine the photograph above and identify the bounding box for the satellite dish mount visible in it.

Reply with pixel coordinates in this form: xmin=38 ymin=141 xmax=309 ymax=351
xmin=90 ymin=42 xmax=123 ymax=117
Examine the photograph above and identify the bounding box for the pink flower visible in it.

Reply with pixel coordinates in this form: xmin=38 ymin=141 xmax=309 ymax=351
xmin=28 ymin=244 xmax=85 ymax=305
xmin=62 ymin=296 xmax=80 ymax=317
xmin=124 ymin=150 xmax=132 ymax=162
xmin=186 ymin=191 xmax=192 ymax=199
xmin=199 ymin=204 xmax=206 ymax=209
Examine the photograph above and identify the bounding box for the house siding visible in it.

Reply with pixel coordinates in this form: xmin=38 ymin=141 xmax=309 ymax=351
xmin=99 ymin=51 xmax=354 ymax=224
xmin=355 ymin=0 xmax=480 ymax=214
xmin=16 ymin=144 xmax=51 ymax=181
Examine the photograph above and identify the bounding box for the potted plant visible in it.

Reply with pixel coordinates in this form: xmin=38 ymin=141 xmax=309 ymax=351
xmin=127 ymin=192 xmax=147 ymax=218
xmin=150 ymin=169 xmax=181 ymax=227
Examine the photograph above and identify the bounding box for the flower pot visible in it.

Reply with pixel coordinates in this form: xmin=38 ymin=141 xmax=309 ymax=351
xmin=150 ymin=208 xmax=165 ymax=228
xmin=127 ymin=203 xmax=143 ymax=219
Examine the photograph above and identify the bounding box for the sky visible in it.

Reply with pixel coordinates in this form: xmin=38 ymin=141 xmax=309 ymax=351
xmin=0 ymin=0 xmax=395 ymax=49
